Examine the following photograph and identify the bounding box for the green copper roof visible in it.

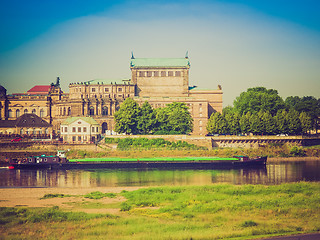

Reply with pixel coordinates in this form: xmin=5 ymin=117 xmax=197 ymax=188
xmin=131 ymin=58 xmax=190 ymax=68
xmin=81 ymin=79 xmax=131 ymax=85
xmin=61 ymin=117 xmax=99 ymax=125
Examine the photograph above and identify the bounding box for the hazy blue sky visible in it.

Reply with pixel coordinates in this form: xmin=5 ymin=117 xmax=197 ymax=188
xmin=0 ymin=0 xmax=319 ymax=106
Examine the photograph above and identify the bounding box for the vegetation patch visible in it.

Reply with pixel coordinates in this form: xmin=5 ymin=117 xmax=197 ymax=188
xmin=1 ymin=183 xmax=319 ymax=239
xmin=114 ymin=137 xmax=207 ymax=150
xmin=40 ymin=193 xmax=70 ymax=199
xmin=84 ymin=191 xmax=117 ymax=200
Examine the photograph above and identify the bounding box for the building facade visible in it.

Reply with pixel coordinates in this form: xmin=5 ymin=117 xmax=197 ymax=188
xmin=60 ymin=117 xmax=100 ymax=143
xmin=0 ymin=55 xmax=223 ymax=136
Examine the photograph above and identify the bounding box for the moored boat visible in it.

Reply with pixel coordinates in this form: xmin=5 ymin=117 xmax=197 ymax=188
xmin=9 ymin=151 xmax=267 ymax=169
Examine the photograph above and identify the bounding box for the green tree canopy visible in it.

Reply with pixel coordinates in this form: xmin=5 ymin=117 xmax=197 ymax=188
xmin=233 ymin=87 xmax=286 ymax=115
xmin=224 ymin=112 xmax=240 ymax=135
xmin=114 ymin=98 xmax=141 ymax=135
xmin=207 ymin=112 xmax=227 ymax=135
xmin=137 ymin=101 xmax=157 ymax=134
xmin=155 ymin=102 xmax=193 ymax=134
xmin=299 ymin=112 xmax=312 ymax=134
xmin=285 ymin=96 xmax=320 ymax=131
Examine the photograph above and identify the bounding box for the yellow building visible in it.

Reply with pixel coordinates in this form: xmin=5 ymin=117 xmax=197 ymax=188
xmin=0 ymin=55 xmax=222 ymax=136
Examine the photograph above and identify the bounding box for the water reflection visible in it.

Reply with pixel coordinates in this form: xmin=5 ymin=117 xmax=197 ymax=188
xmin=0 ymin=161 xmax=319 ymax=187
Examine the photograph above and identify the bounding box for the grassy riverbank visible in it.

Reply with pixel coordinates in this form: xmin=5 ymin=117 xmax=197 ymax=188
xmin=0 ymin=182 xmax=319 ymax=239
xmin=65 ymin=144 xmax=320 ymax=160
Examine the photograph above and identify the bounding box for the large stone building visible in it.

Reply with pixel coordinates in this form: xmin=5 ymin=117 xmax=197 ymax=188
xmin=0 ymin=55 xmax=222 ymax=136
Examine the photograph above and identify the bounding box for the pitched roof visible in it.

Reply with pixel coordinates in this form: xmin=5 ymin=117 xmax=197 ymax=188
xmin=130 ymin=58 xmax=190 ymax=68
xmin=0 ymin=114 xmax=51 ymax=128
xmin=61 ymin=117 xmax=99 ymax=125
xmin=15 ymin=114 xmax=52 ymax=127
xmin=27 ymin=85 xmax=51 ymax=94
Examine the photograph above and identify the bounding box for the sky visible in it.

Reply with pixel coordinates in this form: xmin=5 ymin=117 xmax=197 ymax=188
xmin=0 ymin=0 xmax=319 ymax=107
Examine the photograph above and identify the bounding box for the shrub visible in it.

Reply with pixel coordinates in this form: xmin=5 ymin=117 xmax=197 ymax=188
xmin=84 ymin=191 xmax=117 ymax=199
xmin=120 ymin=202 xmax=132 ymax=211
xmin=290 ymin=146 xmax=306 ymax=157
xmin=241 ymin=220 xmax=258 ymax=227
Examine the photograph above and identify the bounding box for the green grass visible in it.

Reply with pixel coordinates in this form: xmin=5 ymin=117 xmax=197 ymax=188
xmin=1 ymin=183 xmax=320 ymax=239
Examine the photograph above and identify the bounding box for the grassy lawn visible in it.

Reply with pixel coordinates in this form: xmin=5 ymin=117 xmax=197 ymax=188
xmin=0 ymin=182 xmax=319 ymax=239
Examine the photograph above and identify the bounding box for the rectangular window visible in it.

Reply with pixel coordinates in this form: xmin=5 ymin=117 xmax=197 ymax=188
xmin=72 ymin=136 xmax=76 ymax=141
xmin=154 ymin=71 xmax=159 ymax=77
xmin=168 ymin=71 xmax=173 ymax=76
xmin=96 ymin=127 xmax=99 ymax=132
xmin=139 ymin=71 xmax=145 ymax=77
xmin=78 ymin=127 xmax=81 ymax=132
xmin=118 ymin=88 xmax=122 ymax=92
xmin=175 ymin=71 xmax=181 ymax=77
xmin=161 ymin=71 xmax=166 ymax=77
xmin=147 ymin=71 xmax=152 ymax=77
xmin=78 ymin=136 xmax=81 ymax=141
xmin=64 ymin=127 xmax=67 ymax=132
xmin=72 ymin=127 xmax=76 ymax=133
xmin=92 ymin=127 xmax=95 ymax=132
xmin=91 ymin=88 xmax=96 ymax=92
xmin=83 ymin=127 xmax=87 ymax=132
xmin=105 ymin=88 xmax=109 ymax=92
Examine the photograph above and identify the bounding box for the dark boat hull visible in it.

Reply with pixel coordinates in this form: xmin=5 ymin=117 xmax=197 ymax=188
xmin=9 ymin=157 xmax=267 ymax=170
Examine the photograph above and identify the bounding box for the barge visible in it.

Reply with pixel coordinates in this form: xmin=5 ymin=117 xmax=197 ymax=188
xmin=9 ymin=151 xmax=267 ymax=169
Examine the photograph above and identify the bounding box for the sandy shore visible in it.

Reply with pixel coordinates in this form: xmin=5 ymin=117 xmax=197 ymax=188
xmin=0 ymin=187 xmax=142 ymax=212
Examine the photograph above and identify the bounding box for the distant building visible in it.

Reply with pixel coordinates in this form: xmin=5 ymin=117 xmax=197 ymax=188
xmin=0 ymin=113 xmax=52 ymax=136
xmin=60 ymin=117 xmax=100 ymax=143
xmin=0 ymin=54 xmax=223 ymax=136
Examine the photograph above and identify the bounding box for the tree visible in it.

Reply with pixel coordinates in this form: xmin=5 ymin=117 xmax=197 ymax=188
xmin=224 ymin=112 xmax=240 ymax=135
xmin=166 ymin=102 xmax=193 ymax=134
xmin=137 ymin=101 xmax=156 ymax=134
xmin=263 ymin=111 xmax=276 ymax=135
xmin=233 ymin=87 xmax=286 ymax=115
xmin=114 ymin=98 xmax=141 ymax=134
xmin=286 ymin=109 xmax=301 ymax=135
xmin=239 ymin=112 xmax=251 ymax=134
xmin=155 ymin=102 xmax=193 ymax=134
xmin=249 ymin=113 xmax=262 ymax=135
xmin=285 ymin=96 xmax=320 ymax=132
xmin=299 ymin=112 xmax=312 ymax=134
xmin=207 ymin=112 xmax=227 ymax=135
xmin=274 ymin=109 xmax=288 ymax=134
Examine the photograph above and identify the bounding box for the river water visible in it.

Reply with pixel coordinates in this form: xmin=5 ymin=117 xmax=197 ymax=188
xmin=0 ymin=160 xmax=319 ymax=188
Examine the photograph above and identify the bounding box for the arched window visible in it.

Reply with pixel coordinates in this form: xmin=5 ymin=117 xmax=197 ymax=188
xmin=32 ymin=109 xmax=36 ymax=115
xmin=68 ymin=107 xmax=71 ymax=116
xmin=40 ymin=109 xmax=44 ymax=117
xmin=24 ymin=109 xmax=28 ymax=114
xmin=33 ymin=128 xmax=36 ymax=135
xmin=16 ymin=109 xmax=20 ymax=118
xmin=89 ymin=106 xmax=94 ymax=116
xmin=8 ymin=110 xmax=13 ymax=118
xmin=63 ymin=107 xmax=66 ymax=116
xmin=45 ymin=128 xmax=49 ymax=135
xmin=102 ymin=107 xmax=108 ymax=116
xmin=20 ymin=129 xmax=24 ymax=135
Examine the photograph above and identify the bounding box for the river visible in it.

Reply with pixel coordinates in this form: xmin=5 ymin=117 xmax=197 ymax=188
xmin=0 ymin=160 xmax=319 ymax=188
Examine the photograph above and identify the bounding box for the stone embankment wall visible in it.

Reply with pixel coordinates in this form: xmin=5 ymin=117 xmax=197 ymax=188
xmin=104 ymin=135 xmax=320 ymax=149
